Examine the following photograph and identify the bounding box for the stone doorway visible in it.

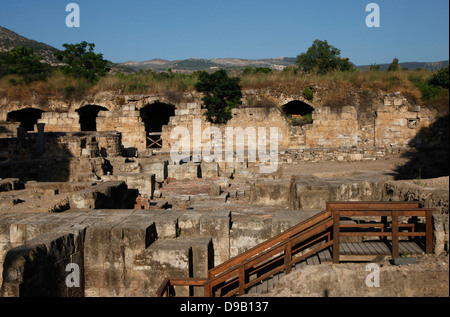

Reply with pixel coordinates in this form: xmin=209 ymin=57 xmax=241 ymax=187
xmin=76 ymin=105 xmax=108 ymax=131
xmin=7 ymin=108 xmax=44 ymax=132
xmin=140 ymin=102 xmax=175 ymax=148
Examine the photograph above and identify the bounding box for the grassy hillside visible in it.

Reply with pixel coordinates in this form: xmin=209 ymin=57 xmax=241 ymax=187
xmin=0 ymin=26 xmax=59 ymax=64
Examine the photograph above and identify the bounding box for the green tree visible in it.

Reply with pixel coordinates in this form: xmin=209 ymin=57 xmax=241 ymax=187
xmin=195 ymin=69 xmax=242 ymax=123
xmin=1 ymin=46 xmax=50 ymax=84
xmin=55 ymin=41 xmax=109 ymax=83
xmin=429 ymin=66 xmax=449 ymax=89
xmin=388 ymin=58 xmax=400 ymax=72
xmin=368 ymin=64 xmax=381 ymax=71
xmin=296 ymin=39 xmax=353 ymax=74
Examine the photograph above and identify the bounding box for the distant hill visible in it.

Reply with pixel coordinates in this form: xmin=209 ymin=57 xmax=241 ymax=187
xmin=1 ymin=25 xmax=448 ymax=73
xmin=356 ymin=61 xmax=449 ymax=72
xmin=120 ymin=57 xmax=298 ymax=72
xmin=121 ymin=57 xmax=449 ymax=73
xmin=0 ymin=26 xmax=60 ymax=65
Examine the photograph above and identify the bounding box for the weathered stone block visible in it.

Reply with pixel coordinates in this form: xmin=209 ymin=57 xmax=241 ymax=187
xmin=142 ymin=161 xmax=168 ymax=183
xmin=167 ymin=163 xmax=201 ymax=180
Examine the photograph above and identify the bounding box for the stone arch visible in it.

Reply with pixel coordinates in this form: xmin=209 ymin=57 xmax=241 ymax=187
xmin=140 ymin=102 xmax=175 ymax=148
xmin=7 ymin=108 xmax=45 ymax=132
xmin=76 ymin=105 xmax=108 ymax=131
xmin=282 ymin=100 xmax=315 ymax=117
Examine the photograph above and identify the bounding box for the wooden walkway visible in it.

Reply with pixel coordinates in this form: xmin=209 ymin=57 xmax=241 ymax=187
xmin=317 ymin=241 xmax=426 ymax=262
xmin=248 ymin=240 xmax=426 ymax=294
xmin=157 ymin=202 xmax=434 ymax=297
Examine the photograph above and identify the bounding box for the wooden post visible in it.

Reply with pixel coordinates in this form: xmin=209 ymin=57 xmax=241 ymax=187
xmin=203 ymin=282 xmax=212 ymax=297
xmin=333 ymin=210 xmax=340 ymax=264
xmin=381 ymin=216 xmax=388 ymax=242
xmin=238 ymin=266 xmax=246 ymax=296
xmin=392 ymin=211 xmax=399 ymax=258
xmin=285 ymin=242 xmax=292 ymax=274
xmin=426 ymin=210 xmax=433 ymax=254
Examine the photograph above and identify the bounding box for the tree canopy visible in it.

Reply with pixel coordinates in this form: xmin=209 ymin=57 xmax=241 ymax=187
xmin=195 ymin=69 xmax=242 ymax=123
xmin=55 ymin=41 xmax=109 ymax=83
xmin=0 ymin=46 xmax=50 ymax=84
xmin=429 ymin=65 xmax=449 ymax=89
xmin=296 ymin=39 xmax=354 ymax=74
xmin=388 ymin=58 xmax=400 ymax=72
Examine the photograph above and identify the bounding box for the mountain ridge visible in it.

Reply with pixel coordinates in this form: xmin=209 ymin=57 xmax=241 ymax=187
xmin=1 ymin=25 xmax=448 ymax=72
xmin=0 ymin=26 xmax=60 ymax=65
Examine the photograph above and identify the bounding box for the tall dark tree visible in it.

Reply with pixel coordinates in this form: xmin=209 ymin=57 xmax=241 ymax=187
xmin=55 ymin=41 xmax=109 ymax=83
xmin=195 ymin=69 xmax=242 ymax=123
xmin=296 ymin=39 xmax=353 ymax=74
xmin=388 ymin=58 xmax=400 ymax=72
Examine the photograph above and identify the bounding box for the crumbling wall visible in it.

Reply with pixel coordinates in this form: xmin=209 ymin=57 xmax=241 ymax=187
xmin=375 ymin=96 xmax=435 ymax=147
xmin=305 ymin=106 xmax=360 ymax=148
xmin=97 ymin=104 xmax=147 ymax=153
xmin=37 ymin=112 xmax=81 ymax=133
xmin=0 ymin=224 xmax=85 ymax=297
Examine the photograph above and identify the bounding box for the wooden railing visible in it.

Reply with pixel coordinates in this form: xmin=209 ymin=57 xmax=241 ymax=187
xmin=157 ymin=201 xmax=435 ymax=297
xmin=328 ymin=201 xmax=434 ymax=263
xmin=147 ymin=132 xmax=162 ymax=148
xmin=157 ymin=209 xmax=333 ymax=297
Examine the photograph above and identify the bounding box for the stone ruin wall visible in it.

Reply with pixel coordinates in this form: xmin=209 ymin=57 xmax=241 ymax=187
xmin=0 ymin=88 xmax=448 ymax=297
xmin=1 ymin=88 xmax=445 ymax=161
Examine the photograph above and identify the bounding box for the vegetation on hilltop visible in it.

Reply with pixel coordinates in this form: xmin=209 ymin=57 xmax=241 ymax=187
xmin=194 ymin=69 xmax=242 ymax=123
xmin=0 ymin=40 xmax=448 ymax=115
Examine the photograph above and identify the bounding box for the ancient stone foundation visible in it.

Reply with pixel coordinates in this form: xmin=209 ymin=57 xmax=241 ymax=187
xmin=0 ymin=89 xmax=448 ymax=297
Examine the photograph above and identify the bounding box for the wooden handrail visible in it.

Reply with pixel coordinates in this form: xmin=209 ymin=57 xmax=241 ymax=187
xmin=330 ymin=203 xmax=434 ymax=263
xmin=208 ymin=209 xmax=332 ymax=278
xmin=158 ymin=201 xmax=435 ymax=297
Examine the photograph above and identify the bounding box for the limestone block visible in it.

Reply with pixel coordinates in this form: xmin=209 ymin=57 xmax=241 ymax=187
xmin=116 ymin=173 xmax=155 ymax=198
xmin=142 ymin=161 xmax=168 ymax=183
xmin=433 ymin=214 xmax=449 ymax=255
xmin=229 ymin=214 xmax=273 ymax=258
xmin=167 ymin=163 xmax=201 ymax=180
xmin=200 ymin=162 xmax=219 ymax=178
xmin=146 ymin=239 xmax=191 ymax=296
xmin=178 ymin=212 xmax=202 ymax=237
xmin=199 ymin=211 xmax=231 ymax=266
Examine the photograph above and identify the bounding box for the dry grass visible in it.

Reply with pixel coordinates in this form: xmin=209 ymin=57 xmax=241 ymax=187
xmin=0 ymin=67 xmax=444 ymax=112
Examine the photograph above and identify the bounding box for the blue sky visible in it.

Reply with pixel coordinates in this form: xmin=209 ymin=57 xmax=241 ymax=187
xmin=0 ymin=0 xmax=448 ymax=65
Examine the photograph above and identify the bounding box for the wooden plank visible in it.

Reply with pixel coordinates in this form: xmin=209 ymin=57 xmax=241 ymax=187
xmin=398 ymin=242 xmax=408 ymax=254
xmin=364 ymin=241 xmax=380 ymax=255
xmin=375 ymin=241 xmax=392 ymax=254
xmin=355 ymin=242 xmax=371 ymax=255
xmin=318 ymin=249 xmax=332 ymax=262
xmin=340 ymin=254 xmax=379 ymax=262
xmin=340 ymin=232 xmax=391 ymax=237
xmin=333 ymin=210 xmax=340 ymax=263
xmin=170 ymin=278 xmax=207 ymax=286
xmin=409 ymin=241 xmax=424 ymax=254
xmin=337 ymin=210 xmax=429 ymax=217
xmin=369 ymin=241 xmax=386 ymax=255
xmin=311 ymin=255 xmax=320 ymax=265
xmin=318 ymin=250 xmax=326 ymax=262
xmin=327 ymin=201 xmax=421 ymax=210
xmin=238 ymin=266 xmax=245 ymax=296
xmin=349 ymin=243 xmax=363 ymax=255
xmin=400 ymin=242 xmax=416 ymax=254
xmin=285 ymin=242 xmax=292 ymax=274
xmin=426 ymin=211 xmax=433 ymax=254
xmin=340 ymin=243 xmax=353 ymax=255
xmin=392 ymin=211 xmax=399 ymax=258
